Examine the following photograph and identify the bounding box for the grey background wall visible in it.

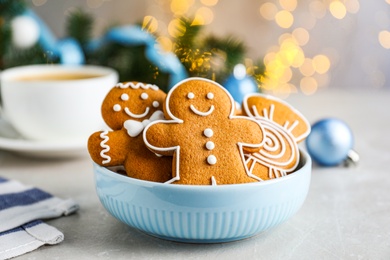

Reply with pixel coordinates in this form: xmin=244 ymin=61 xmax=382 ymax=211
xmin=30 ymin=0 xmax=390 ymax=94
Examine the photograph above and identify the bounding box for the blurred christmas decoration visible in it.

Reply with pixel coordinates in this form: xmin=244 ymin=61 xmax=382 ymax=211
xmin=223 ymin=64 xmax=259 ymax=104
xmin=0 ymin=1 xmax=264 ymax=93
xmin=0 ymin=0 xmax=47 ymax=68
xmin=306 ymin=118 xmax=358 ymax=167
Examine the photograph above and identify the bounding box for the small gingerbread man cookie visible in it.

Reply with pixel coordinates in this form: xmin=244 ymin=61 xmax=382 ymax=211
xmin=241 ymin=93 xmax=311 ymax=180
xmin=88 ymin=81 xmax=172 ymax=183
xmin=143 ymin=77 xmax=265 ymax=185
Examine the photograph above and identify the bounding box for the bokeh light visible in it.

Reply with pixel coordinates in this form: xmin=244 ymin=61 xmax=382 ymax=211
xmin=259 ymin=2 xmax=278 ymax=21
xmin=300 ymin=77 xmax=318 ymax=95
xmin=292 ymin=28 xmax=310 ymax=46
xmin=142 ymin=15 xmax=158 ymax=33
xmin=275 ymin=10 xmax=294 ymax=28
xmin=378 ymin=30 xmax=390 ymax=49
xmin=157 ymin=36 xmax=173 ymax=52
xmin=299 ymin=58 xmax=315 ymax=77
xmin=309 ymin=1 xmax=327 ymax=19
xmin=313 ymin=55 xmax=331 ymax=74
xmin=200 ymin=0 xmax=218 ymax=6
xmin=345 ymin=0 xmax=360 ymax=14
xmin=279 ymin=0 xmax=297 ymax=12
xmin=193 ymin=6 xmax=214 ymax=25
xmin=170 ymin=0 xmax=194 ymax=15
xmin=168 ymin=18 xmax=186 ymax=37
xmin=329 ymin=1 xmax=347 ymax=20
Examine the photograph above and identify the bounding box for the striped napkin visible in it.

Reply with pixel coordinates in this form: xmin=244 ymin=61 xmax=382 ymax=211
xmin=0 ymin=177 xmax=79 ymax=260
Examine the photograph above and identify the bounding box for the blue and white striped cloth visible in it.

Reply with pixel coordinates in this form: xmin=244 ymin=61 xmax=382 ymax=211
xmin=0 ymin=177 xmax=79 ymax=260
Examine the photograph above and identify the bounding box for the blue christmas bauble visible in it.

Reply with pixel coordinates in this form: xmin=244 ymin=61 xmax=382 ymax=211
xmin=305 ymin=118 xmax=354 ymax=166
xmin=223 ymin=64 xmax=258 ymax=104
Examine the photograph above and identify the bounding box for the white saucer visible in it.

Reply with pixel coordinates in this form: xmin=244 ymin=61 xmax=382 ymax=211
xmin=0 ymin=119 xmax=88 ymax=158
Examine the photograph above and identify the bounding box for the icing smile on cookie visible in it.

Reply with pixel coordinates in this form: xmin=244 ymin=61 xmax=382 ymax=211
xmin=189 ymin=104 xmax=214 ymax=116
xmin=187 ymin=91 xmax=215 ymax=117
xmin=124 ymin=107 xmax=150 ymax=118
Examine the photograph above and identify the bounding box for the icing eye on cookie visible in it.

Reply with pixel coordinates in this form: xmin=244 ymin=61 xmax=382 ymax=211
xmin=141 ymin=93 xmax=149 ymax=100
xmin=121 ymin=93 xmax=129 ymax=101
xmin=187 ymin=92 xmax=195 ymax=99
xmin=113 ymin=104 xmax=121 ymax=112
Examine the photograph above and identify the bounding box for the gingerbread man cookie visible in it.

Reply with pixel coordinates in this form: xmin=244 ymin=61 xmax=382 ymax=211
xmin=143 ymin=78 xmax=265 ymax=185
xmin=241 ymin=93 xmax=310 ymax=180
xmin=88 ymin=81 xmax=172 ymax=183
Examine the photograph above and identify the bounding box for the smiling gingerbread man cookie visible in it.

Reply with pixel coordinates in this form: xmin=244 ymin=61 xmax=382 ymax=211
xmin=143 ymin=77 xmax=265 ymax=185
xmin=241 ymin=93 xmax=311 ymax=180
xmin=88 ymin=81 xmax=172 ymax=183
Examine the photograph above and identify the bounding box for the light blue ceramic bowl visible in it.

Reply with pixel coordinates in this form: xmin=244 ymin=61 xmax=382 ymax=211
xmin=94 ymin=149 xmax=311 ymax=243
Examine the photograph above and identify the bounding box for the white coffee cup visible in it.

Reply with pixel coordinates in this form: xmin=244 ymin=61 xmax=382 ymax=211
xmin=0 ymin=64 xmax=118 ymax=142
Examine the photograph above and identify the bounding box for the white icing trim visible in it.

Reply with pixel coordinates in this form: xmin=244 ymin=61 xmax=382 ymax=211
xmin=269 ymin=104 xmax=275 ymax=120
xmin=252 ymin=105 xmax=261 ymax=118
xmin=262 ymin=108 xmax=268 ymax=119
xmin=256 ymin=119 xmax=297 ymax=167
xmin=211 ymin=176 xmax=217 ymax=186
xmin=268 ymin=167 xmax=287 ymax=179
xmin=244 ymin=118 xmax=299 ymax=175
xmin=99 ymin=130 xmax=111 ymax=164
xmin=242 ymin=93 xmax=311 ymax=142
xmin=143 ymin=77 xmax=265 ymax=185
xmin=287 ymin=120 xmax=299 ymax=133
xmin=189 ymin=104 xmax=215 ymax=117
xmin=124 ymin=106 xmax=150 ymax=118
xmin=115 ymin=82 xmax=159 ymax=91
xmin=238 ymin=143 xmax=263 ymax=182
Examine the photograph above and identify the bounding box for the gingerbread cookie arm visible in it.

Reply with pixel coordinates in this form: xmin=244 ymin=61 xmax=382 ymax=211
xmin=88 ymin=129 xmax=131 ymax=166
xmin=143 ymin=120 xmax=182 ymax=155
xmin=143 ymin=120 xmax=181 ymax=184
xmin=231 ymin=116 xmax=265 ymax=153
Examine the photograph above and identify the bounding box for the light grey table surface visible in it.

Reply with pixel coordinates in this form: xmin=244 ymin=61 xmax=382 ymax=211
xmin=1 ymin=89 xmax=389 ymax=260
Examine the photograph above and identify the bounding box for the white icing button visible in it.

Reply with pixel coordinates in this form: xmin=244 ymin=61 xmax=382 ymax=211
xmin=207 ymin=92 xmax=214 ymax=100
xmin=205 ymin=141 xmax=215 ymax=150
xmin=207 ymin=155 xmax=217 ymax=165
xmin=121 ymin=93 xmax=129 ymax=101
xmin=203 ymin=128 xmax=213 ymax=138
xmin=187 ymin=92 xmax=195 ymax=99
xmin=152 ymin=101 xmax=159 ymax=108
xmin=141 ymin=93 xmax=148 ymax=100
xmin=113 ymin=104 xmax=121 ymax=111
